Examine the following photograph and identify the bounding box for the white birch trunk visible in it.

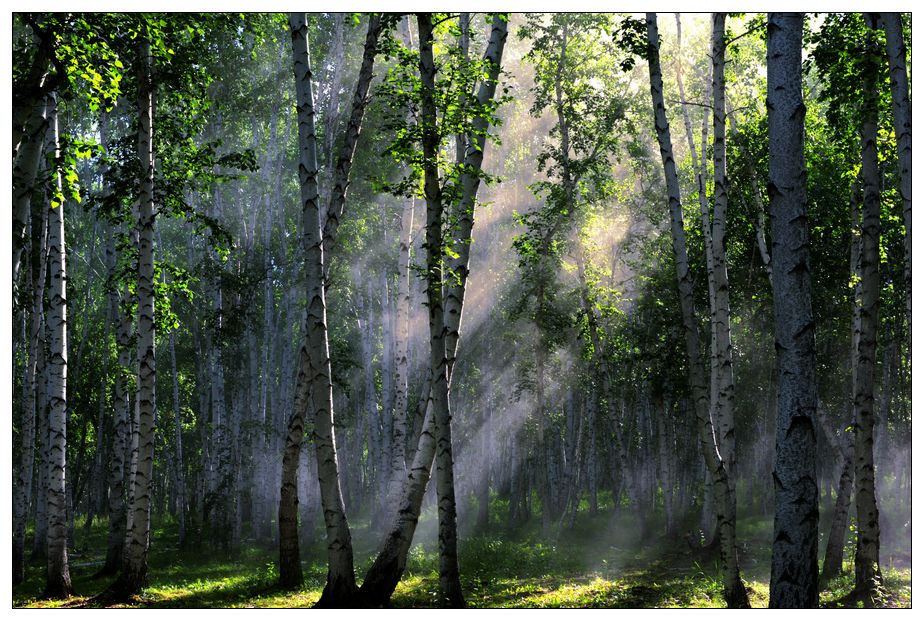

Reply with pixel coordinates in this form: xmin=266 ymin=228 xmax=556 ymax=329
xmin=114 ymin=38 xmax=156 ymax=596
xmin=645 ymin=13 xmax=748 ymax=608
xmin=14 ymin=199 xmax=47 ymax=584
xmin=44 ymin=95 xmax=72 ymax=597
xmin=286 ymin=13 xmax=357 ymax=603
xmin=358 ymin=16 xmax=508 ymax=606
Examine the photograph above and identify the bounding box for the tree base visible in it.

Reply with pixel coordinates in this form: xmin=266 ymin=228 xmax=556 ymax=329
xmin=724 ymin=580 xmax=751 ymax=609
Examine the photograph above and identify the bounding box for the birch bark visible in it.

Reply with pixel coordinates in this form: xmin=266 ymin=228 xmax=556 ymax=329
xmin=44 ymin=95 xmax=72 ymax=598
xmin=767 ymin=13 xmax=819 ymax=607
xmin=645 ymin=13 xmax=748 ymax=608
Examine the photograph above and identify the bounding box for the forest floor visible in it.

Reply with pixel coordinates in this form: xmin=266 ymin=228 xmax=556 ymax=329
xmin=13 ymin=508 xmax=911 ymax=609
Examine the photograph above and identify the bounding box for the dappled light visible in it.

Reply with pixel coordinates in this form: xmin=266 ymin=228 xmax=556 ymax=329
xmin=11 ymin=11 xmax=911 ymax=609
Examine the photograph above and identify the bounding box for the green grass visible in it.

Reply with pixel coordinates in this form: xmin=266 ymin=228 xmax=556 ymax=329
xmin=13 ymin=511 xmax=910 ymax=608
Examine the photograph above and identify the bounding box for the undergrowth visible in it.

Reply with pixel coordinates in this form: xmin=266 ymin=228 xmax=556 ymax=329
xmin=13 ymin=510 xmax=910 ymax=609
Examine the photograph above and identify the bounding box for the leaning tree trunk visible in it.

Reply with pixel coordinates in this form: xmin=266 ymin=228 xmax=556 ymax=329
xmin=880 ymin=12 xmax=911 ymax=347
xmin=43 ymin=95 xmax=72 ymax=599
xmin=645 ymin=13 xmax=748 ymax=608
xmin=852 ymin=13 xmax=884 ymax=603
xmin=276 ymin=12 xmax=382 ymax=596
xmin=287 ymin=13 xmax=357 ymax=605
xmin=767 ymin=13 xmax=819 ymax=608
xmin=357 ymin=14 xmax=508 ymax=607
xmin=418 ymin=13 xmax=464 ymax=607
xmin=110 ymin=38 xmax=157 ymax=598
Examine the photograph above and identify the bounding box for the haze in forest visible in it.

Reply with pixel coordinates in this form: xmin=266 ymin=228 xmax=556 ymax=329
xmin=10 ymin=11 xmax=911 ymax=609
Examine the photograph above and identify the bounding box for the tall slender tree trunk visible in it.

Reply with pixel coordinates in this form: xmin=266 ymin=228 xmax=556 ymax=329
xmin=287 ymin=13 xmax=358 ymax=605
xmin=710 ymin=12 xmax=738 ymax=508
xmin=385 ymin=197 xmax=414 ymax=514
xmin=358 ymin=14 xmax=508 ymax=607
xmin=277 ymin=13 xmax=382 ymax=596
xmin=417 ymin=13 xmax=465 ymax=607
xmin=32 ymin=354 xmax=49 ymax=561
xmin=43 ymin=95 xmax=72 ymax=598
xmin=645 ymin=13 xmax=748 ymax=608
xmin=110 ymin=38 xmax=156 ymax=598
xmin=852 ymin=13 xmax=884 ymax=602
xmin=767 ymin=14 xmax=819 ymax=607
xmin=14 ymin=198 xmax=48 ymax=584
xmin=880 ymin=13 xmax=911 ymax=346
xmin=100 ymin=274 xmax=132 ymax=575
xmin=168 ymin=330 xmax=186 ymax=546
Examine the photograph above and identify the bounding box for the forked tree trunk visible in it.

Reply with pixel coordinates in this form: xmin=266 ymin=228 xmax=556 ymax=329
xmin=287 ymin=13 xmax=357 ymax=605
xmin=767 ymin=13 xmax=819 ymax=608
xmin=43 ymin=95 xmax=72 ymax=599
xmin=357 ymin=14 xmax=508 ymax=607
xmin=418 ymin=13 xmax=465 ymax=607
xmin=645 ymin=13 xmax=748 ymax=608
xmin=277 ymin=13 xmax=382 ymax=598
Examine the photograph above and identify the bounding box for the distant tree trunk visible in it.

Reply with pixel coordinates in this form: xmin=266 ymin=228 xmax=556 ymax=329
xmin=852 ymin=13 xmax=884 ymax=602
xmin=819 ymin=408 xmax=855 ymax=583
xmin=476 ymin=405 xmax=491 ymax=532
xmin=111 ymin=37 xmax=157 ymax=598
xmin=380 ymin=269 xmax=396 ymax=511
xmin=168 ymin=329 xmax=186 ymax=547
xmin=385 ymin=197 xmax=414 ymax=515
xmin=358 ymin=14 xmax=508 ymax=607
xmin=32 ymin=356 xmax=49 ymax=561
xmin=645 ymin=13 xmax=748 ymax=608
xmin=14 ymin=197 xmax=48 ymax=585
xmin=658 ymin=399 xmax=674 ymax=535
xmin=43 ymin=95 xmax=72 ymax=598
xmin=287 ymin=13 xmax=358 ymax=605
xmin=767 ymin=13 xmax=819 ymax=608
xmin=880 ymin=12 xmax=911 ymax=345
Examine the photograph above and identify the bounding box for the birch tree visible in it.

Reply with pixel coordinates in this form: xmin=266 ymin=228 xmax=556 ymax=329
xmin=852 ymin=13 xmax=884 ymax=603
xmin=43 ymin=95 xmax=73 ymax=598
xmin=643 ymin=13 xmax=749 ymax=608
xmin=13 ymin=194 xmax=48 ymax=585
xmin=278 ymin=12 xmax=383 ymax=597
xmin=766 ymin=12 xmax=819 ymax=608
xmin=358 ymin=13 xmax=508 ymax=606
xmin=417 ymin=12 xmax=465 ymax=606
xmin=110 ymin=36 xmax=157 ymax=598
xmin=880 ymin=13 xmax=911 ymax=344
